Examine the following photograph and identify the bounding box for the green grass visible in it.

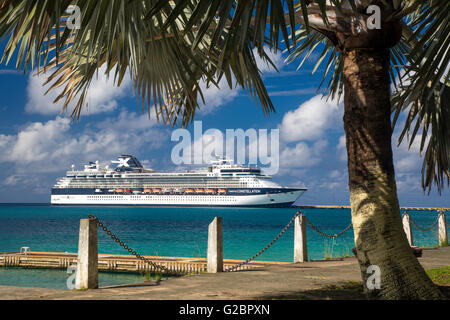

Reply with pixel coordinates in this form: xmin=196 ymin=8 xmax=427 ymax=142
xmin=439 ymin=241 xmax=449 ymax=247
xmin=323 ymin=244 xmax=352 ymax=260
xmin=140 ymin=270 xmax=164 ymax=283
xmin=426 ymin=266 xmax=450 ymax=286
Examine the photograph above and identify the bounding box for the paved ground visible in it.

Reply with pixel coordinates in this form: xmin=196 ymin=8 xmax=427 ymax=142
xmin=1 ymin=246 xmax=449 ymax=300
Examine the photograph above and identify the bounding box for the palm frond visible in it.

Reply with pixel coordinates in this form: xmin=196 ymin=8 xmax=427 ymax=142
xmin=0 ymin=0 xmax=287 ymax=126
xmin=392 ymin=80 xmax=450 ymax=193
xmin=392 ymin=0 xmax=450 ymax=192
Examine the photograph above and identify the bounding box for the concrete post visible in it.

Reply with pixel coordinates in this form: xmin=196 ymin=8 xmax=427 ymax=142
xmin=75 ymin=219 xmax=98 ymax=289
xmin=207 ymin=217 xmax=223 ymax=273
xmin=402 ymin=212 xmax=413 ymax=247
xmin=294 ymin=214 xmax=308 ymax=263
xmin=438 ymin=212 xmax=448 ymax=247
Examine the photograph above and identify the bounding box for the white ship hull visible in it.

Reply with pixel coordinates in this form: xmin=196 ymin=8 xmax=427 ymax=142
xmin=51 ymin=155 xmax=308 ymax=208
xmin=51 ymin=189 xmax=306 ymax=208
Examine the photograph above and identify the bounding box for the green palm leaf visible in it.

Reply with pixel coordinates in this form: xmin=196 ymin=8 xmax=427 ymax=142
xmin=392 ymin=0 xmax=450 ymax=192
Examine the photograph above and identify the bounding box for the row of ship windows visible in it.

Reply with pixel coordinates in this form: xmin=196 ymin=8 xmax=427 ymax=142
xmin=61 ymin=185 xmax=261 ymax=188
xmin=61 ymin=181 xmax=248 ymax=184
xmin=63 ymin=176 xmax=260 ymax=179
xmin=64 ymin=184 xmax=248 ymax=186
xmin=65 ymin=187 xmax=256 ymax=189
xmin=60 ymin=177 xmax=259 ymax=180
xmin=85 ymin=195 xmax=235 ymax=198
xmin=83 ymin=196 xmax=237 ymax=201
xmin=59 ymin=180 xmax=261 ymax=185
xmin=62 ymin=181 xmax=250 ymax=184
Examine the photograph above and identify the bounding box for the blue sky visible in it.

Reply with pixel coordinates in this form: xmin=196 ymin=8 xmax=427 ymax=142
xmin=0 ymin=47 xmax=448 ymax=207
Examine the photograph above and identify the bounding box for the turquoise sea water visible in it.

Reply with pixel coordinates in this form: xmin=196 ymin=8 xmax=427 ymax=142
xmin=0 ymin=204 xmax=443 ymax=289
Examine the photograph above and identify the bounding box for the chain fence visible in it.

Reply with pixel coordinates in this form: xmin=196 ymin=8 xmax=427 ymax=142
xmin=224 ymin=211 xmax=355 ymax=271
xmin=88 ymin=214 xmax=183 ymax=276
xmin=404 ymin=210 xmax=444 ymax=232
xmin=223 ymin=211 xmax=301 ymax=272
xmin=409 ymin=215 xmax=440 ymax=232
xmin=304 ymin=216 xmax=353 ymax=239
xmin=89 ymin=212 xmax=306 ymax=274
xmin=302 ymin=214 xmax=353 ymax=261
xmin=88 ymin=208 xmax=446 ymax=275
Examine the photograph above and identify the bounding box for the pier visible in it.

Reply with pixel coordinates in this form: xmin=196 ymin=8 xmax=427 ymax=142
xmin=0 ymin=251 xmax=288 ymax=274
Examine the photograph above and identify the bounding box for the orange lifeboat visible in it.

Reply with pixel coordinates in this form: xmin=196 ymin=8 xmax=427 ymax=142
xmin=205 ymin=189 xmax=215 ymax=193
xmin=143 ymin=188 xmax=152 ymax=193
xmin=195 ymin=188 xmax=204 ymax=193
xmin=152 ymin=188 xmax=161 ymax=193
xmin=185 ymin=188 xmax=194 ymax=193
xmin=116 ymin=188 xmax=124 ymax=192
xmin=217 ymin=188 xmax=227 ymax=194
xmin=125 ymin=189 xmax=132 ymax=193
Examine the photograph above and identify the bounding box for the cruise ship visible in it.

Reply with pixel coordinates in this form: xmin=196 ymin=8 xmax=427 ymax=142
xmin=51 ymin=155 xmax=307 ymax=207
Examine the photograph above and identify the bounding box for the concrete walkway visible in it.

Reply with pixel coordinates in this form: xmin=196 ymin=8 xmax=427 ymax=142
xmin=1 ymin=246 xmax=449 ymax=300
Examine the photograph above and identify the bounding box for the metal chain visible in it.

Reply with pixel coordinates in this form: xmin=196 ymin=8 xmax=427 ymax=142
xmin=304 ymin=216 xmax=353 ymax=239
xmin=88 ymin=214 xmax=182 ymax=276
xmin=409 ymin=213 xmax=441 ymax=232
xmin=89 ymin=210 xmax=357 ymax=275
xmin=224 ymin=211 xmax=302 ymax=272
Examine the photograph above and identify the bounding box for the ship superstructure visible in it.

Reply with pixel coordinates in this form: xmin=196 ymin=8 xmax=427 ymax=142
xmin=51 ymin=155 xmax=306 ymax=207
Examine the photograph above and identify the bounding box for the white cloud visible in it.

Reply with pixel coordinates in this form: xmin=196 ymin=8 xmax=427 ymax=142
xmin=396 ymin=155 xmax=420 ymax=173
xmin=3 ymin=175 xmax=21 ymax=185
xmin=337 ymin=135 xmax=347 ymax=161
xmin=279 ymin=139 xmax=327 ymax=170
xmin=25 ymin=66 xmax=132 ymax=116
xmin=253 ymin=47 xmax=285 ymax=74
xmin=279 ymin=95 xmax=343 ymax=142
xmin=391 ymin=125 xmax=428 ymax=192
xmin=186 ymin=128 xmax=259 ymax=165
xmin=8 ymin=117 xmax=71 ymax=162
xmin=198 ymin=76 xmax=240 ymax=114
xmin=275 ymin=95 xmax=344 ymax=177
xmin=1 ymin=174 xmax=47 ymax=194
xmin=182 ymin=130 xmax=225 ymax=165
xmin=0 ymin=113 xmax=164 ymax=178
xmin=268 ymin=87 xmax=317 ymax=97
xmin=280 ymin=143 xmax=313 ymax=168
xmin=96 ymin=110 xmax=159 ymax=131
xmin=395 ymin=173 xmax=423 ymax=193
xmin=324 ymin=169 xmax=348 ymax=190
xmin=393 ymin=130 xmax=424 ymax=174
xmin=329 ymin=170 xmax=340 ymax=179
xmin=0 ymin=134 xmax=14 ymax=149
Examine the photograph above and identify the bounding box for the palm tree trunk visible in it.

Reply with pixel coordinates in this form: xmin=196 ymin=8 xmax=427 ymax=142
xmin=342 ymin=48 xmax=444 ymax=299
